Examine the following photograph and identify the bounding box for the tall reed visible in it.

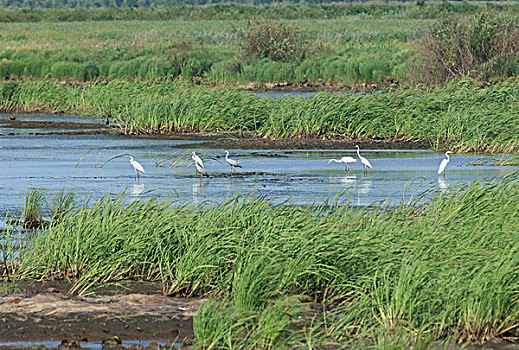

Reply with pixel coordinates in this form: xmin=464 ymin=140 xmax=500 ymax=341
xmin=3 ymin=79 xmax=516 ymax=153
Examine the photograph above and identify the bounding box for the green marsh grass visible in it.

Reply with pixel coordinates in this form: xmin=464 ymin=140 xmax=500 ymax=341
xmin=0 ymin=16 xmax=419 ymax=84
xmin=2 ymin=79 xmax=517 ymax=153
xmin=6 ymin=174 xmax=519 ymax=346
xmin=21 ymin=188 xmax=45 ymax=228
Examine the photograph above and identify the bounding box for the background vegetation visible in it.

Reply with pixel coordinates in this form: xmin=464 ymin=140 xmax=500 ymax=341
xmin=1 ymin=3 xmax=519 ymax=86
xmin=1 ymin=0 xmax=513 ymax=9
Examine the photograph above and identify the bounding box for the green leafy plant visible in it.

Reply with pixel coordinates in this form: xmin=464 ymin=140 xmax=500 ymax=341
xmin=238 ymin=19 xmax=311 ymax=63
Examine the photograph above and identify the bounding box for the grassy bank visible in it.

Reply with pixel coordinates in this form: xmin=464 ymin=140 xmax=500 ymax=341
xmin=2 ymin=174 xmax=518 ymax=347
xmin=0 ymin=16 xmax=416 ymax=85
xmin=1 ymin=79 xmax=518 ymax=153
xmin=1 ymin=5 xmax=518 ymax=85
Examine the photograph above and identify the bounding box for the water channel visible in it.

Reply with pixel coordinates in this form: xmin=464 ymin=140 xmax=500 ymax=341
xmin=1 ymin=113 xmax=517 ymax=215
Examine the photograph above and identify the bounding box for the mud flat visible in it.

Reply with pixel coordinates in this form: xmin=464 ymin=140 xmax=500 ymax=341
xmin=171 ymin=137 xmax=429 ymax=150
xmin=0 ymin=281 xmax=200 ymax=347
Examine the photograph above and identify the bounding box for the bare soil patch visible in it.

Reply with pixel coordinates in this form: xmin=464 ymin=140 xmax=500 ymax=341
xmin=172 ymin=137 xmax=429 ymax=150
xmin=0 ymin=281 xmax=201 ymax=345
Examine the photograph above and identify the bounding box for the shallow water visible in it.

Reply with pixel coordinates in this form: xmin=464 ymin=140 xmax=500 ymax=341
xmin=0 ymin=113 xmax=517 ymax=215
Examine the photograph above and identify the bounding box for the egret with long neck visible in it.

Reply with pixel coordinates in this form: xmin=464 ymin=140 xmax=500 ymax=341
xmin=437 ymin=151 xmax=452 ymax=178
xmin=224 ymin=150 xmax=242 ymax=175
xmin=191 ymin=151 xmax=207 ymax=182
xmin=355 ymin=145 xmax=373 ymax=175
xmin=326 ymin=156 xmax=356 ymax=172
xmin=127 ymin=156 xmax=145 ymax=183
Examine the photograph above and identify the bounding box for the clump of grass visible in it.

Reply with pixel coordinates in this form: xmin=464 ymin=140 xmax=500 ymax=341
xmin=468 ymin=154 xmax=519 ymax=167
xmin=49 ymin=189 xmax=78 ymax=224
xmin=21 ymin=188 xmax=45 ymax=229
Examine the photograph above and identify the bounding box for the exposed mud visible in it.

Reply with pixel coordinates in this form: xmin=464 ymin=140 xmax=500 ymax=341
xmin=0 ymin=281 xmax=201 ymax=346
xmin=0 ymin=119 xmax=113 ymax=136
xmin=172 ymin=137 xmax=430 ymax=150
xmin=0 ymin=117 xmax=429 ymax=150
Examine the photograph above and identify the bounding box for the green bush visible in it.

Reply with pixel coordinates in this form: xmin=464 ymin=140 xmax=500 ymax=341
xmin=415 ymin=11 xmax=519 ymax=83
xmin=237 ymin=19 xmax=311 ymax=63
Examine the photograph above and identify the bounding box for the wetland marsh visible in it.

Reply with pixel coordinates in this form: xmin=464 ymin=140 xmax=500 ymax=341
xmin=1 ymin=2 xmax=519 ymax=348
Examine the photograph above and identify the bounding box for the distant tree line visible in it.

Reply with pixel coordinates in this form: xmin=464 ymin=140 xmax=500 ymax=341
xmin=0 ymin=0 xmax=515 ymax=8
xmin=0 ymin=2 xmax=517 ymax=22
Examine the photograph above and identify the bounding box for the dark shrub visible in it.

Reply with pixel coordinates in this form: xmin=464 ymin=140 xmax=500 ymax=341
xmin=237 ymin=19 xmax=311 ymax=63
xmin=413 ymin=11 xmax=519 ymax=83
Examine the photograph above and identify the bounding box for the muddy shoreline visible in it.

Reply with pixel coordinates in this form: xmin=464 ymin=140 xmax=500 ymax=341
xmin=0 ymin=281 xmax=199 ymax=346
xmin=0 ymin=118 xmax=429 ymax=150
xmin=171 ymin=137 xmax=429 ymax=150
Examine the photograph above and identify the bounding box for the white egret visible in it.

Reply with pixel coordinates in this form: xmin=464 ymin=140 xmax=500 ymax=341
xmin=355 ymin=145 xmax=373 ymax=174
xmin=437 ymin=151 xmax=452 ymax=178
xmin=127 ymin=156 xmax=145 ymax=182
xmin=191 ymin=151 xmax=207 ymax=182
xmin=326 ymin=156 xmax=357 ymax=172
xmin=224 ymin=150 xmax=242 ymax=175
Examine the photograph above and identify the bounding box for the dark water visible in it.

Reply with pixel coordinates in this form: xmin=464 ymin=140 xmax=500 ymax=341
xmin=0 ymin=113 xmax=517 ymax=215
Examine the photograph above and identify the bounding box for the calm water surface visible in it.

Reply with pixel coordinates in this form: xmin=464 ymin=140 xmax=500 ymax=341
xmin=1 ymin=114 xmax=517 ymax=214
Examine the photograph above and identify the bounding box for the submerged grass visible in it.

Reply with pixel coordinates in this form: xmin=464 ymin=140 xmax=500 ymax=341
xmin=1 ymin=79 xmax=518 ymax=153
xmin=3 ymin=174 xmax=518 ymax=346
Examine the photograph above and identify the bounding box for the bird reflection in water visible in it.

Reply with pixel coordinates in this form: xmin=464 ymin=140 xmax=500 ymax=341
xmin=438 ymin=177 xmax=449 ymax=192
xmin=131 ymin=183 xmax=145 ymax=197
xmin=192 ymin=181 xmax=206 ymax=203
xmin=339 ymin=175 xmax=357 ymax=185
xmin=358 ymin=177 xmax=372 ymax=195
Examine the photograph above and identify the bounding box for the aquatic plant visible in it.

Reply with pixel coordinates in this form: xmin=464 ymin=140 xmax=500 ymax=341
xmin=21 ymin=188 xmax=45 ymax=229
xmin=49 ymin=189 xmax=78 ymax=224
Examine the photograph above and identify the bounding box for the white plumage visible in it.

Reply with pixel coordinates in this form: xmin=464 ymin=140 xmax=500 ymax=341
xmin=224 ymin=150 xmax=242 ymax=175
xmin=438 ymin=151 xmax=452 ymax=177
xmin=191 ymin=151 xmax=207 ymax=181
xmin=128 ymin=156 xmax=145 ymax=182
xmin=355 ymin=145 xmax=373 ymax=174
xmin=326 ymin=156 xmax=357 ymax=172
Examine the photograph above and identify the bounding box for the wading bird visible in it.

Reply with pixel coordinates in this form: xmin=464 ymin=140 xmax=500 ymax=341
xmin=437 ymin=151 xmax=452 ymax=178
xmin=127 ymin=156 xmax=145 ymax=183
xmin=224 ymin=150 xmax=242 ymax=175
xmin=355 ymin=145 xmax=373 ymax=174
xmin=326 ymin=157 xmax=357 ymax=172
xmin=191 ymin=151 xmax=207 ymax=182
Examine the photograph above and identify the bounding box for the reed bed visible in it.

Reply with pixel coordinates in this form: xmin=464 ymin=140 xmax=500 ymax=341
xmin=1 ymin=79 xmax=518 ymax=153
xmin=2 ymin=174 xmax=518 ymax=347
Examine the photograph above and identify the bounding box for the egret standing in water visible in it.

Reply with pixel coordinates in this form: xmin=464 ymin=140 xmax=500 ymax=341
xmin=355 ymin=145 xmax=373 ymax=174
xmin=437 ymin=151 xmax=452 ymax=178
xmin=191 ymin=151 xmax=207 ymax=182
xmin=326 ymin=156 xmax=357 ymax=172
xmin=224 ymin=150 xmax=242 ymax=175
xmin=127 ymin=156 xmax=145 ymax=183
